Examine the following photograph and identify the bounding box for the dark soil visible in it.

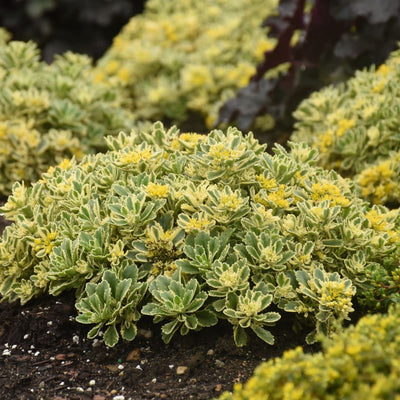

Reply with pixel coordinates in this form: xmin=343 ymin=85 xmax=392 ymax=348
xmin=0 ymin=215 xmax=320 ymax=400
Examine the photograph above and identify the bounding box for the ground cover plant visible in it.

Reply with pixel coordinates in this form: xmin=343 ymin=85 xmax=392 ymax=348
xmin=216 ymin=303 xmax=400 ymax=400
xmin=0 ymin=32 xmax=133 ymax=196
xmin=292 ymin=46 xmax=400 ymax=206
xmin=95 ymin=0 xmax=282 ymax=131
xmin=0 ymin=122 xmax=398 ymax=351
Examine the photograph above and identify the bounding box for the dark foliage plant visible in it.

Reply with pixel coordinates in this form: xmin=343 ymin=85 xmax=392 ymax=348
xmin=0 ymin=0 xmax=147 ymax=62
xmin=218 ymin=0 xmax=400 ymax=137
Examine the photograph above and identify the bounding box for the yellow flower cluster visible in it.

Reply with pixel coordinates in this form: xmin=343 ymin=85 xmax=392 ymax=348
xmin=146 ymin=182 xmax=169 ymax=199
xmin=95 ymin=0 xmax=280 ymax=128
xmin=118 ymin=148 xmax=152 ymax=164
xmin=311 ymin=181 xmax=350 ymax=207
xmin=357 ymin=156 xmax=400 ymax=204
xmin=33 ymin=231 xmax=57 ymax=255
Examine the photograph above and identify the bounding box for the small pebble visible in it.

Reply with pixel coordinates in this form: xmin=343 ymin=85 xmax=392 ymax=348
xmin=2 ymin=349 xmax=11 ymax=356
xmin=23 ymin=334 xmax=29 ymax=340
xmin=76 ymin=387 xmax=84 ymax=393
xmin=72 ymin=335 xmax=80 ymax=344
xmin=176 ymin=366 xmax=188 ymax=375
xmin=89 ymin=379 xmax=96 ymax=386
xmin=207 ymin=349 xmax=215 ymax=356
xmin=113 ymin=396 xmax=125 ymax=400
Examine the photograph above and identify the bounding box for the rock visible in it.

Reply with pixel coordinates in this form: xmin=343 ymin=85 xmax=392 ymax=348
xmin=176 ymin=365 xmax=188 ymax=375
xmin=126 ymin=348 xmax=141 ymax=362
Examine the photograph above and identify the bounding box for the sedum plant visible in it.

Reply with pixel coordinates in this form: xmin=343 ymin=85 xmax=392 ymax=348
xmin=94 ymin=0 xmax=281 ymax=129
xmin=292 ymin=46 xmax=400 ymax=205
xmin=217 ymin=304 xmax=400 ymax=400
xmin=0 ymin=122 xmax=399 ymax=347
xmin=0 ymin=36 xmax=133 ymax=196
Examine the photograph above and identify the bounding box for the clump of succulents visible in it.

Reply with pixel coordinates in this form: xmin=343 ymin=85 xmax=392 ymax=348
xmin=95 ymin=0 xmax=282 ymax=130
xmin=292 ymin=46 xmax=400 ymax=206
xmin=0 ymin=122 xmax=398 ymax=347
xmin=0 ymin=35 xmax=133 ymax=196
xmin=217 ymin=304 xmax=400 ymax=400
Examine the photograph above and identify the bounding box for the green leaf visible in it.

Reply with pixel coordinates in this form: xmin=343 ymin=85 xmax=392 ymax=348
xmin=196 ymin=310 xmax=218 ymax=327
xmin=121 ymin=324 xmax=137 ymax=341
xmin=104 ymin=324 xmax=119 ymax=347
xmin=233 ymin=326 xmax=247 ymax=347
xmin=87 ymin=323 xmax=103 ymax=339
xmin=251 ymin=326 xmax=275 ymax=345
xmin=322 ymin=239 xmax=344 ymax=247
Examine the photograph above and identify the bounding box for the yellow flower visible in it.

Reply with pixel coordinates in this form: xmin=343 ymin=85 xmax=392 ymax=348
xmin=365 ymin=209 xmax=389 ymax=231
xmin=337 ymin=118 xmax=355 ymax=137
xmin=181 ymin=64 xmax=213 ymax=90
xmin=147 ymin=182 xmax=169 ymax=198
xmin=317 ymin=130 xmax=333 ymax=153
xmin=58 ymin=159 xmax=73 ymax=170
xmin=33 ymin=231 xmax=57 ymax=255
xmin=0 ymin=122 xmax=7 ymax=138
xmin=372 ymin=79 xmax=386 ymax=93
xmin=117 ymin=68 xmax=130 ymax=83
xmin=266 ymin=185 xmax=290 ymax=208
xmin=311 ymin=181 xmax=350 ymax=206
xmin=220 ymin=193 xmax=241 ymax=210
xmin=376 ymin=63 xmax=391 ymax=77
xmin=118 ymin=149 xmax=152 ymax=164
xmin=257 ymin=175 xmax=278 ymax=190
xmin=106 ymin=60 xmax=119 ymax=74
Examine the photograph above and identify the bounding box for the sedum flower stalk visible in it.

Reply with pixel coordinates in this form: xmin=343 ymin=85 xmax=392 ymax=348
xmin=0 ymin=122 xmax=399 ymax=347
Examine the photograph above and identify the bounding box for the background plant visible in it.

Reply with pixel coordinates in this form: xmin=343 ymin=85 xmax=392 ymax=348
xmin=217 ymin=304 xmax=400 ymax=400
xmin=0 ymin=123 xmax=398 ymax=347
xmin=0 ymin=35 xmax=133 ymax=196
xmin=94 ymin=0 xmax=281 ymax=131
xmin=218 ymin=0 xmax=400 ymax=142
xmin=292 ymin=46 xmax=400 ymax=206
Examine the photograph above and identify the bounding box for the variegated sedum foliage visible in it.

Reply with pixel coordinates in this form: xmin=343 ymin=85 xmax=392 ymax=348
xmin=217 ymin=304 xmax=400 ymax=400
xmin=0 ymin=123 xmax=399 ymax=347
xmin=95 ymin=0 xmax=281 ymax=129
xmin=0 ymin=36 xmax=133 ymax=196
xmin=292 ymin=47 xmax=400 ymax=205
